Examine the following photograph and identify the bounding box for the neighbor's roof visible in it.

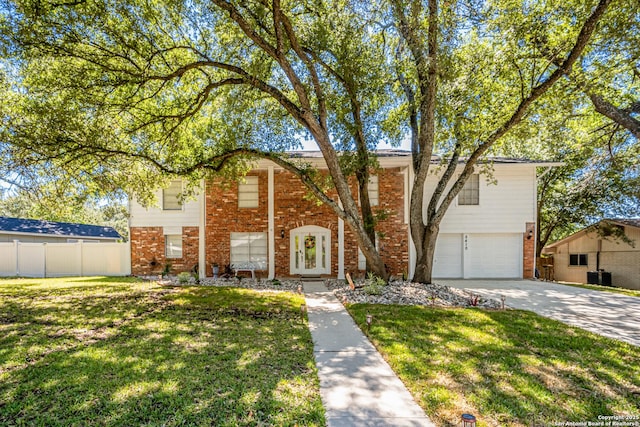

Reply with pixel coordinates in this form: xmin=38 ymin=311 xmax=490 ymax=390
xmin=544 ymin=218 xmax=640 ymax=249
xmin=609 ymin=218 xmax=640 ymax=228
xmin=286 ymin=149 xmax=561 ymax=165
xmin=0 ymin=216 xmax=122 ymax=240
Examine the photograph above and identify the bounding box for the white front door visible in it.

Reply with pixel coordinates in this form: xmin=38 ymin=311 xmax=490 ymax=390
xmin=290 ymin=226 xmax=331 ymax=275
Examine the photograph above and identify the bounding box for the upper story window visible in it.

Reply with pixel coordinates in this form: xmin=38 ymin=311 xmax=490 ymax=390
xmin=162 ymin=180 xmax=182 ymax=210
xmin=569 ymin=254 xmax=588 ymax=266
xmin=368 ymin=175 xmax=379 ymax=206
xmin=358 ymin=175 xmax=379 ymax=207
xmin=238 ymin=176 xmax=259 ymax=208
xmin=458 ymin=174 xmax=479 ymax=205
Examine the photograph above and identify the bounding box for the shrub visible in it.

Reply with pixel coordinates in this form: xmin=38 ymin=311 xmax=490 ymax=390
xmin=363 ymin=273 xmax=386 ymax=295
xmin=177 ymin=272 xmax=191 ymax=284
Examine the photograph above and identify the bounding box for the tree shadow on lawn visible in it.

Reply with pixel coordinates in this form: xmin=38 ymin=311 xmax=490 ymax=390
xmin=348 ymin=305 xmax=640 ymax=427
xmin=0 ymin=286 xmax=324 ymax=426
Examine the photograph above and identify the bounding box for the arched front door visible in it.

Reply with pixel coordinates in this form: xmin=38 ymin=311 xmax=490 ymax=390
xmin=290 ymin=226 xmax=331 ymax=275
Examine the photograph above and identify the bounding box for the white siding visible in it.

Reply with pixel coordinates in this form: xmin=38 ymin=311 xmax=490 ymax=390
xmin=129 ymin=187 xmax=202 ymax=228
xmin=424 ymin=164 xmax=536 ymax=233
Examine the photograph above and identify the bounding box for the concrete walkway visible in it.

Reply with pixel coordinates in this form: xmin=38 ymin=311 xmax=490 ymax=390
xmin=303 ymin=282 xmax=435 ymax=427
xmin=441 ymin=279 xmax=640 ymax=347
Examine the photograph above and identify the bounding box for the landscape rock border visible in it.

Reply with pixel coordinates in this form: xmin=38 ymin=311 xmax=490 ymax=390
xmin=143 ymin=276 xmax=502 ymax=309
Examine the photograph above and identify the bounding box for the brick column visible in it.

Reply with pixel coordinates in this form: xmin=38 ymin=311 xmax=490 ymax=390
xmin=523 ymin=222 xmax=536 ymax=279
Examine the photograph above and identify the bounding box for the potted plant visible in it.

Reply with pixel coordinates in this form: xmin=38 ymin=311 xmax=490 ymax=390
xmin=212 ymin=262 xmax=219 ymax=279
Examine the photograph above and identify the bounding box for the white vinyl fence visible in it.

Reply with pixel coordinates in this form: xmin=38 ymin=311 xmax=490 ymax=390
xmin=0 ymin=241 xmax=131 ymax=277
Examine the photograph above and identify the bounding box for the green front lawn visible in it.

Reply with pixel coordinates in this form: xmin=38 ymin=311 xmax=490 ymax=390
xmin=0 ymin=277 xmax=324 ymax=426
xmin=348 ymin=304 xmax=640 ymax=427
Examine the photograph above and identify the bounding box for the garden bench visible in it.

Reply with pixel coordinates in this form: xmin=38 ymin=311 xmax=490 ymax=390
xmin=230 ymin=262 xmax=258 ymax=279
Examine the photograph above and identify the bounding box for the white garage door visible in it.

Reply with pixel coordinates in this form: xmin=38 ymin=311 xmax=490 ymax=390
xmin=466 ymin=233 xmax=522 ymax=278
xmin=433 ymin=234 xmax=463 ymax=278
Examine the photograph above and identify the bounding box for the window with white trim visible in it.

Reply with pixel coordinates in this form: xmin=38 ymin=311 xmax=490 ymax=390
xmin=163 ymin=180 xmax=182 ymax=210
xmin=458 ymin=174 xmax=479 ymax=205
xmin=357 ymin=175 xmax=379 ymax=207
xmin=238 ymin=176 xmax=259 ymax=208
xmin=368 ymin=175 xmax=379 ymax=206
xmin=165 ymin=235 xmax=183 ymax=258
xmin=230 ymin=232 xmax=267 ymax=269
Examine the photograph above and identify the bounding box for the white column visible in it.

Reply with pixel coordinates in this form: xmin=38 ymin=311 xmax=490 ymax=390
xmin=406 ymin=166 xmax=416 ymax=280
xmin=268 ymin=166 xmax=275 ymax=279
xmin=198 ymin=180 xmax=207 ymax=279
xmin=338 ymin=216 xmax=345 ymax=279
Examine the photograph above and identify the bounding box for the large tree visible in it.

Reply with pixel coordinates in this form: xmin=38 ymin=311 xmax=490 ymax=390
xmin=390 ymin=0 xmax=612 ymax=282
xmin=495 ymin=0 xmax=640 ymax=253
xmin=496 ymin=87 xmax=640 ymax=254
xmin=1 ymin=0 xmax=396 ymax=278
xmin=0 ymin=0 xmax=625 ymax=283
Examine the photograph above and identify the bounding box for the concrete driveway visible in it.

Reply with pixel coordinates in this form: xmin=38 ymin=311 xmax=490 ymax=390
xmin=439 ymin=279 xmax=640 ymax=347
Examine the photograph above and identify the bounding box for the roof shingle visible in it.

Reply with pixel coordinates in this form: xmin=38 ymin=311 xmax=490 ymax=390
xmin=0 ymin=216 xmax=122 ymax=240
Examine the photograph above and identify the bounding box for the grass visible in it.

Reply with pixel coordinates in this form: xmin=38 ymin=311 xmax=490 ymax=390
xmin=347 ymin=304 xmax=640 ymax=427
xmin=0 ymin=277 xmax=324 ymax=426
xmin=555 ymin=281 xmax=640 ymax=298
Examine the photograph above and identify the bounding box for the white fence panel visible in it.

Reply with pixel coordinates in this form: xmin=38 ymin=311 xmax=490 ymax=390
xmin=0 ymin=243 xmax=17 ymax=276
xmin=0 ymin=241 xmax=130 ymax=277
xmin=46 ymin=243 xmax=82 ymax=277
xmin=18 ymin=243 xmax=46 ymax=277
xmin=82 ymin=243 xmax=131 ymax=276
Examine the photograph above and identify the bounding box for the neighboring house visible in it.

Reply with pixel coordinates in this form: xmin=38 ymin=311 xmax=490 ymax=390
xmin=543 ymin=219 xmax=640 ymax=290
xmin=129 ymin=150 xmax=555 ymax=280
xmin=0 ymin=216 xmax=122 ymax=243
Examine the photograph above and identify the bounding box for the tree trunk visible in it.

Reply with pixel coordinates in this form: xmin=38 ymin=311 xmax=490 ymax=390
xmin=412 ymin=223 xmax=439 ymax=284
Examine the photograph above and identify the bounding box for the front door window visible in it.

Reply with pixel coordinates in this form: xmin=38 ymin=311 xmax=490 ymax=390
xmin=290 ymin=226 xmax=331 ymax=275
xmin=304 ymin=235 xmax=317 ymax=269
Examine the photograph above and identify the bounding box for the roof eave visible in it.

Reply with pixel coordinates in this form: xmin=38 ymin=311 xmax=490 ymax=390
xmin=0 ymin=230 xmax=121 ymax=240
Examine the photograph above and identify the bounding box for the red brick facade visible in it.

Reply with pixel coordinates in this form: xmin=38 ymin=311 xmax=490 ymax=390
xmin=130 ymin=226 xmax=199 ymax=275
xmin=205 ymin=171 xmax=270 ymax=277
xmin=199 ymin=168 xmax=408 ymax=278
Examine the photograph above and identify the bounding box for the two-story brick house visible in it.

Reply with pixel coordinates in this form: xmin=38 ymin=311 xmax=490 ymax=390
xmin=129 ymin=150 xmax=552 ymax=280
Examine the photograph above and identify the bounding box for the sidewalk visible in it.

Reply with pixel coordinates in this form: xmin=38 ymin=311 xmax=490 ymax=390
xmin=303 ymin=282 xmax=435 ymax=427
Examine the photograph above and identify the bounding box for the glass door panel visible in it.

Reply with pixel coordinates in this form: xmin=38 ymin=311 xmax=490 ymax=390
xmin=304 ymin=235 xmax=317 ymax=269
